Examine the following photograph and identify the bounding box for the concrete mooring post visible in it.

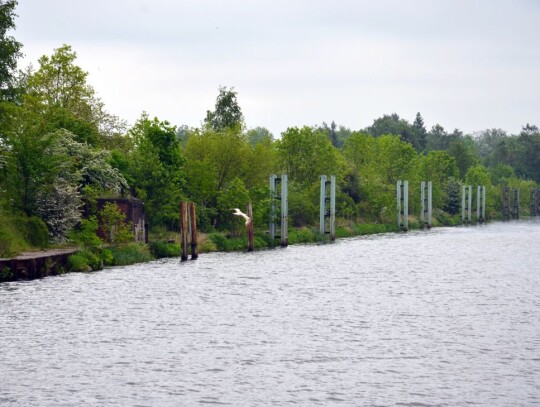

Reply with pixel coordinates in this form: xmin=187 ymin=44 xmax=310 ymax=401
xmin=530 ymin=190 xmax=536 ymax=216
xmin=420 ymin=181 xmax=432 ymax=228
xmin=502 ymin=186 xmax=510 ymax=220
xmin=397 ymin=180 xmax=409 ymax=231
xmin=319 ymin=175 xmax=336 ymax=241
xmin=512 ymin=189 xmax=520 ymax=219
xmin=462 ymin=185 xmax=472 ymax=224
xmin=476 ymin=186 xmax=486 ymax=224
xmin=269 ymin=174 xmax=289 ymax=247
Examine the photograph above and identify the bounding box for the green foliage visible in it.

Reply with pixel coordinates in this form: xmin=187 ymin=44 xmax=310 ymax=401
xmin=442 ymin=177 xmax=461 ymax=215
xmin=67 ymin=250 xmax=102 ymax=272
xmin=276 ymin=126 xmax=345 ymax=187
xmin=288 ymin=186 xmax=318 ymax=227
xmin=368 ymin=113 xmax=425 ymax=151
xmin=67 ymin=253 xmax=91 ymax=272
xmin=204 ymin=86 xmax=244 ymax=131
xmin=288 ymin=227 xmax=318 ymax=244
xmin=19 ymin=216 xmax=49 ymax=247
xmin=0 ymin=213 xmax=48 ymax=256
xmin=101 ymin=248 xmax=114 ymax=266
xmin=127 ymin=113 xmax=185 ymax=229
xmin=0 ymin=0 xmax=23 ymax=101
xmin=352 ymin=223 xmax=399 ymax=235
xmin=208 ymin=233 xmax=247 ymax=251
xmin=216 ymin=178 xmax=251 ymax=231
xmin=448 ymin=138 xmax=479 ymax=179
xmin=99 ymin=203 xmax=134 ymax=245
xmin=0 ymin=266 xmax=13 ymax=282
xmin=149 ymin=240 xmax=181 ymax=259
xmin=70 ymin=216 xmax=102 ymax=248
xmin=108 ymin=244 xmax=153 ymax=266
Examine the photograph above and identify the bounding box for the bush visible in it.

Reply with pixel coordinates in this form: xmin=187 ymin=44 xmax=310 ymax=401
xmin=208 ymin=233 xmax=251 ymax=251
xmin=67 ymin=249 xmax=103 ymax=272
xmin=20 ymin=217 xmax=49 ymax=248
xmin=288 ymin=227 xmax=317 ymax=244
xmin=101 ymin=249 xmax=114 ymax=266
xmin=67 ymin=253 xmax=92 ymax=272
xmin=149 ymin=240 xmax=181 ymax=258
xmin=109 ymin=244 xmax=153 ymax=266
xmin=69 ymin=217 xmax=101 ymax=248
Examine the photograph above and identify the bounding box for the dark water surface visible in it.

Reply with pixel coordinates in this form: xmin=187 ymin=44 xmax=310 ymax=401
xmin=1 ymin=220 xmax=539 ymax=406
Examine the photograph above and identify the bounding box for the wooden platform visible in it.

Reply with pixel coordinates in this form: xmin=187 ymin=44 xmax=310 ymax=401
xmin=0 ymin=248 xmax=78 ymax=281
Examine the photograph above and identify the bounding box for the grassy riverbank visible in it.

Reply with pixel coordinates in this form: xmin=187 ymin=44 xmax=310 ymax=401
xmin=0 ymin=211 xmax=470 ymax=282
xmin=58 ymin=212 xmax=467 ymax=274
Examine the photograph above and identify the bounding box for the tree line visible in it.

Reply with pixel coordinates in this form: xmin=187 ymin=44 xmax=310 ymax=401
xmin=1 ymin=1 xmax=539 ymax=253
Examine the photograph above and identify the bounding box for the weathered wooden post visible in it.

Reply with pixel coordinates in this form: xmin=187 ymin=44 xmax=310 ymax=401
xmin=512 ymin=189 xmax=520 ymax=219
xmin=189 ymin=202 xmax=198 ymax=260
xmin=397 ymin=180 xmax=409 ymax=231
xmin=180 ymin=202 xmax=189 ymax=261
xmin=247 ymin=202 xmax=254 ymax=252
xmin=420 ymin=181 xmax=432 ymax=228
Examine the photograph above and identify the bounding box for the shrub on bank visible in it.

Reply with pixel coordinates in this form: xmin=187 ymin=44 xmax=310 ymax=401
xmin=108 ymin=244 xmax=153 ymax=266
xmin=149 ymin=240 xmax=181 ymax=258
xmin=67 ymin=249 xmax=102 ymax=272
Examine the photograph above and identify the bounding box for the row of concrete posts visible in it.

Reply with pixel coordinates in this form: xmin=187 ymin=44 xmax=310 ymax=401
xmin=397 ymin=181 xmax=487 ymax=230
xmin=181 ymin=180 xmax=539 ymax=258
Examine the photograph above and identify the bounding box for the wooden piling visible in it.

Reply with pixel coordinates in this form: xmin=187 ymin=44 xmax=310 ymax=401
xmin=247 ymin=202 xmax=254 ymax=252
xmin=180 ymin=202 xmax=189 ymax=261
xmin=189 ymin=202 xmax=198 ymax=260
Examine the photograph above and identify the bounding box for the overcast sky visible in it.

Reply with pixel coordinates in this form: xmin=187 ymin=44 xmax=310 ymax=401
xmin=12 ymin=0 xmax=540 ymax=137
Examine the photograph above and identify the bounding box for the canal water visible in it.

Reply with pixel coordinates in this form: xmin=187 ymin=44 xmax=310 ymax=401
xmin=1 ymin=220 xmax=539 ymax=406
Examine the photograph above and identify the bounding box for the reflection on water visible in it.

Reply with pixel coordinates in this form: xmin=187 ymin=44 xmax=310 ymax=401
xmin=1 ymin=220 xmax=540 ymax=406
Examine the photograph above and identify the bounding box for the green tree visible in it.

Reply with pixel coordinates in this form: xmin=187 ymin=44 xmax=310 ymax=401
xmin=246 ymin=126 xmax=273 ymax=145
xmin=216 ymin=177 xmax=251 ymax=233
xmin=425 ymin=124 xmax=463 ymax=152
xmin=515 ymin=124 xmax=540 ymax=183
xmin=204 ymin=86 xmax=244 ymax=131
xmin=127 ymin=113 xmax=185 ymax=229
xmin=276 ymin=126 xmax=345 ymax=188
xmin=0 ymin=0 xmax=22 ymax=101
xmin=25 ymin=45 xmax=125 ymax=146
xmin=99 ymin=202 xmax=133 ymax=245
xmin=416 ymin=150 xmax=459 ymax=209
xmin=412 ymin=112 xmax=427 ymax=152
xmin=368 ymin=113 xmax=422 ymax=151
xmin=448 ymin=138 xmax=478 ymax=179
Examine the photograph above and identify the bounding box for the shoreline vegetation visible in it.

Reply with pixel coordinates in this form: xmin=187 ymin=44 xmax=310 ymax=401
xmin=0 ymin=212 xmax=483 ymax=282
xmin=1 ymin=3 xmax=539 ymax=280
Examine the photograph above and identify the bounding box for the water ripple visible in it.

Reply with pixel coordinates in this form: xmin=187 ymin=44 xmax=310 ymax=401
xmin=0 ymin=220 xmax=539 ymax=405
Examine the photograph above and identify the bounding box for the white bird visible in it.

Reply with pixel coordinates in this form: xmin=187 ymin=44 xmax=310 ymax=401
xmin=232 ymin=208 xmax=251 ymax=226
